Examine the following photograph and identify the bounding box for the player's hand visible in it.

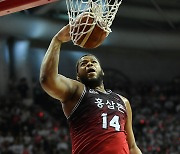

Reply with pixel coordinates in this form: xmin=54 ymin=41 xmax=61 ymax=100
xmin=55 ymin=24 xmax=71 ymax=43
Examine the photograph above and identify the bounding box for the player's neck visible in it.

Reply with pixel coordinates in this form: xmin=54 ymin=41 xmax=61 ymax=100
xmin=94 ymin=84 xmax=106 ymax=93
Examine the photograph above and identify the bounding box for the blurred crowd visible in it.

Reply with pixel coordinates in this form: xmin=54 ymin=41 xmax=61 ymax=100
xmin=127 ymin=78 xmax=180 ymax=154
xmin=0 ymin=77 xmax=179 ymax=154
xmin=0 ymin=78 xmax=71 ymax=154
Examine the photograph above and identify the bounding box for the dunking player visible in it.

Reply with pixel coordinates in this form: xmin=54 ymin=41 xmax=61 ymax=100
xmin=40 ymin=25 xmax=142 ymax=154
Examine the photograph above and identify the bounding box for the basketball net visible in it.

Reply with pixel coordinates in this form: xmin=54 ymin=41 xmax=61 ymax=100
xmin=66 ymin=0 xmax=122 ymax=46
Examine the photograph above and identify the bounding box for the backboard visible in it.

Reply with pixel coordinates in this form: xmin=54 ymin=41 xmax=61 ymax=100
xmin=0 ymin=0 xmax=58 ymax=16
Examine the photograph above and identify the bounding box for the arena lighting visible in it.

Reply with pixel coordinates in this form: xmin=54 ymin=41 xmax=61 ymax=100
xmin=13 ymin=40 xmax=31 ymax=79
xmin=14 ymin=41 xmax=29 ymax=62
xmin=0 ymin=0 xmax=58 ymax=16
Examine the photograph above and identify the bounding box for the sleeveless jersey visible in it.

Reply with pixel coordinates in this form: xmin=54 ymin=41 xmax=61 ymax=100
xmin=67 ymin=86 xmax=129 ymax=154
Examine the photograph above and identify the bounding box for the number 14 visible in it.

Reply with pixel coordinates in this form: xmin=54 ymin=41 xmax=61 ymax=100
xmin=101 ymin=113 xmax=121 ymax=131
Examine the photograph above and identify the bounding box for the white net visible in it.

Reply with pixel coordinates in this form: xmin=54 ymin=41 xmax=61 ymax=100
xmin=66 ymin=0 xmax=122 ymax=46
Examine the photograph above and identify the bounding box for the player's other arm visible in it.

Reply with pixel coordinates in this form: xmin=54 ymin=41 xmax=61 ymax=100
xmin=39 ymin=25 xmax=83 ymax=103
xmin=121 ymin=96 xmax=142 ymax=154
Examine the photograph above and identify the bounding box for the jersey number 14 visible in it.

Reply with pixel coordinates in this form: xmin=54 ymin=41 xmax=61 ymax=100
xmin=101 ymin=113 xmax=121 ymax=131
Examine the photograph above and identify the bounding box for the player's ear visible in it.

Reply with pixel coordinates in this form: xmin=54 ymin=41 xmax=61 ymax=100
xmin=102 ymin=69 xmax=105 ymax=76
xmin=76 ymin=74 xmax=80 ymax=81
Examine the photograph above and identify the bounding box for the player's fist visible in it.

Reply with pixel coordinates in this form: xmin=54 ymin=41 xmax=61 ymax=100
xmin=55 ymin=24 xmax=71 ymax=43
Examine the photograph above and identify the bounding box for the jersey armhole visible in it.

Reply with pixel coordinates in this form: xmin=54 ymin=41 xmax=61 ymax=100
xmin=115 ymin=93 xmax=128 ymax=112
xmin=67 ymin=85 xmax=86 ymax=119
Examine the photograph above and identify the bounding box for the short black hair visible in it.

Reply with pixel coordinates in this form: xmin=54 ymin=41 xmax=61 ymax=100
xmin=76 ymin=54 xmax=101 ymax=73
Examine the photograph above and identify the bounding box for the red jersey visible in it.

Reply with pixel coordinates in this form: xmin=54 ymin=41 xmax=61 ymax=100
xmin=67 ymin=87 xmax=129 ymax=154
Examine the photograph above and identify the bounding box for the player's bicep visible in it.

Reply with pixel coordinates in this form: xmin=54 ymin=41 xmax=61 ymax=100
xmin=41 ymin=74 xmax=80 ymax=102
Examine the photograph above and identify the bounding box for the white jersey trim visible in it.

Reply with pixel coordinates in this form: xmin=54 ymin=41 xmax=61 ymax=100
xmin=67 ymin=86 xmax=86 ymax=119
xmin=114 ymin=93 xmax=127 ymax=112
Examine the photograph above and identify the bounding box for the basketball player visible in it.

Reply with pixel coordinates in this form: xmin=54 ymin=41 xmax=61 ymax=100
xmin=40 ymin=25 xmax=142 ymax=154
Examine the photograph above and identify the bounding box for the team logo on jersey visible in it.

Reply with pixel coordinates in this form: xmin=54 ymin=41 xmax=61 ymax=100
xmin=89 ymin=89 xmax=99 ymax=94
xmin=94 ymin=98 xmax=125 ymax=113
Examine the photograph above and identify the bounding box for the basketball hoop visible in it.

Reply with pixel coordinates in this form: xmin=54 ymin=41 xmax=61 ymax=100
xmin=66 ymin=0 xmax=122 ymax=47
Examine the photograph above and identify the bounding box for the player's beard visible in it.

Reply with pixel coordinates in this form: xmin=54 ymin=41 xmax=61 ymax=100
xmin=79 ymin=70 xmax=104 ymax=88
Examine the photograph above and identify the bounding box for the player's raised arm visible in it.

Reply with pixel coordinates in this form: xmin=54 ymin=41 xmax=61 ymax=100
xmin=39 ymin=25 xmax=83 ymax=103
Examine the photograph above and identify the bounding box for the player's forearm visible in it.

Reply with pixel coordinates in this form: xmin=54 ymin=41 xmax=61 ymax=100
xmin=40 ymin=36 xmax=62 ymax=85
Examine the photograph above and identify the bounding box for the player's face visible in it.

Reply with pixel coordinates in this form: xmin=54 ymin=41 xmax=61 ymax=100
xmin=77 ymin=56 xmax=104 ymax=87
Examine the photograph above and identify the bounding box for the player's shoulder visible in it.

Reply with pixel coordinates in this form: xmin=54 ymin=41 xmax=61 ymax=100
xmin=119 ymin=95 xmax=129 ymax=104
xmin=114 ymin=94 xmax=133 ymax=117
xmin=72 ymin=79 xmax=85 ymax=95
xmin=63 ymin=77 xmax=85 ymax=102
xmin=113 ymin=92 xmax=131 ymax=109
xmin=112 ymin=91 xmax=129 ymax=103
